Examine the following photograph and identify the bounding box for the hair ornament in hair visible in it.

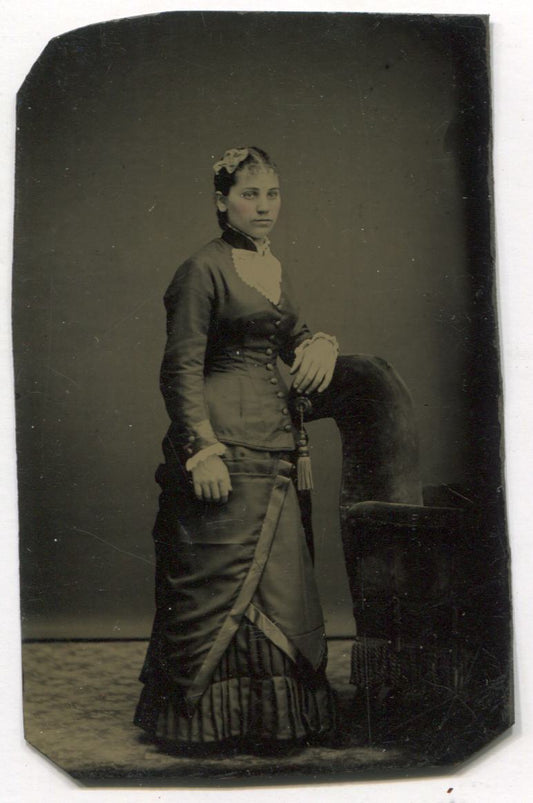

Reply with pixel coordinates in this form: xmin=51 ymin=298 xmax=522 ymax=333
xmin=213 ymin=147 xmax=249 ymax=175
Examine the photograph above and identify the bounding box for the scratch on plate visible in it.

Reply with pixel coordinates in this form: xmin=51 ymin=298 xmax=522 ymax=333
xmin=72 ymin=526 xmax=154 ymax=566
xmin=50 ymin=368 xmax=81 ymax=388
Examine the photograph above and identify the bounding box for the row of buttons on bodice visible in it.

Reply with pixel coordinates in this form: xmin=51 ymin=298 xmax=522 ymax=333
xmin=268 ymin=310 xmax=292 ymax=433
xmin=242 ymin=310 xmax=293 ymax=435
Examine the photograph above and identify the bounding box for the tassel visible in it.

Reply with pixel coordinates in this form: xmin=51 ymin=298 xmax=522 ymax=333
xmin=297 ymin=445 xmax=314 ymax=490
xmin=295 ymin=396 xmax=314 ymax=491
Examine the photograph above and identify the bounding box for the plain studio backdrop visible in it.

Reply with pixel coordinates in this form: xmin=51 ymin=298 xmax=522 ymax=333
xmin=13 ymin=12 xmax=500 ymax=639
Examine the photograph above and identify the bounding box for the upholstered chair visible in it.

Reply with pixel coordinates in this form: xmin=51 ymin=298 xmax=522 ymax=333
xmin=290 ymin=355 xmax=511 ymax=750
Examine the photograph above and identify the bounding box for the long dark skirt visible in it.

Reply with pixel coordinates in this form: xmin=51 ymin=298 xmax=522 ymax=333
xmin=134 ymin=445 xmax=336 ymax=745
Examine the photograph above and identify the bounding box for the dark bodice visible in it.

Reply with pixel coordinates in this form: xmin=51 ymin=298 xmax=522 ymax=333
xmin=160 ymin=228 xmax=311 ymax=462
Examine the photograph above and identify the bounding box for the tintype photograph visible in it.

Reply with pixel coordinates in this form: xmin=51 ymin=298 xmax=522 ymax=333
xmin=12 ymin=10 xmax=512 ymax=786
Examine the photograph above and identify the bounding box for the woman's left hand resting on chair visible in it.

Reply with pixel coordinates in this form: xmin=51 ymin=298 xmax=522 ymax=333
xmin=290 ymin=336 xmax=338 ymax=394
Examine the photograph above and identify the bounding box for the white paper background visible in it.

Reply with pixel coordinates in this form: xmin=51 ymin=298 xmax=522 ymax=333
xmin=2 ymin=1 xmax=531 ymax=800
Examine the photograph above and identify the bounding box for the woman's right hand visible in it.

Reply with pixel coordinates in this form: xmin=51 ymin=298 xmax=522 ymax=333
xmin=191 ymin=455 xmax=232 ymax=503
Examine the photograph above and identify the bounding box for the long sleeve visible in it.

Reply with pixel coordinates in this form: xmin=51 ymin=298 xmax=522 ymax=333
xmin=160 ymin=258 xmax=222 ymax=459
xmin=278 ymin=267 xmax=312 ymax=365
xmin=278 ymin=312 xmax=312 ymax=366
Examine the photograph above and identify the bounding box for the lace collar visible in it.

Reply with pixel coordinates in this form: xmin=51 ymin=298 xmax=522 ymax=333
xmin=231 ymin=248 xmax=282 ymax=305
xmin=222 ymin=226 xmax=282 ymax=305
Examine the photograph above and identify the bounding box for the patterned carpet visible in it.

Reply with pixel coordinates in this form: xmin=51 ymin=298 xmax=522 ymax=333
xmin=22 ymin=639 xmax=425 ymax=785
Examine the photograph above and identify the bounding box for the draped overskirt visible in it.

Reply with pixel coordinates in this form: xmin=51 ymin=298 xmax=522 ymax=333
xmin=134 ymin=446 xmax=335 ymax=744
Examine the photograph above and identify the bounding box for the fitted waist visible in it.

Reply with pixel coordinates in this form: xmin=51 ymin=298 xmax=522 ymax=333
xmin=206 ymin=347 xmax=280 ymax=374
xmin=202 ymin=361 xmax=295 ymax=451
xmin=222 ymin=444 xmax=296 ymax=475
xmin=206 ymin=359 xmax=285 ymax=384
xmin=205 ymin=359 xmax=248 ymax=375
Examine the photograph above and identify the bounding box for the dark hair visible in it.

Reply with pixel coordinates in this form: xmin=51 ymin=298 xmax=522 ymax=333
xmin=214 ymin=146 xmax=278 ymax=230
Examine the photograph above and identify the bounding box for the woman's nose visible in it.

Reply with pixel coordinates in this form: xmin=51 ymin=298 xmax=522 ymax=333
xmin=256 ymin=195 xmax=270 ymax=212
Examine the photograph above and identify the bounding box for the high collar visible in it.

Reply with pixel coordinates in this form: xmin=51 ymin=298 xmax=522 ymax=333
xmin=221 ymin=225 xmax=268 ymax=253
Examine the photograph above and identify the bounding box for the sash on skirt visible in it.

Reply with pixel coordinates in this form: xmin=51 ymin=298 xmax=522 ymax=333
xmin=150 ymin=446 xmax=326 ymax=715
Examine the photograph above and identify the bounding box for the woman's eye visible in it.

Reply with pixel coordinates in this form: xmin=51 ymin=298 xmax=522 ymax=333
xmin=268 ymin=191 xmax=280 ymax=199
xmin=241 ymin=191 xmax=256 ymax=199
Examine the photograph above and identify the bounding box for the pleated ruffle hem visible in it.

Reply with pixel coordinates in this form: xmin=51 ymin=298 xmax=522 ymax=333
xmin=134 ymin=619 xmax=336 ymax=746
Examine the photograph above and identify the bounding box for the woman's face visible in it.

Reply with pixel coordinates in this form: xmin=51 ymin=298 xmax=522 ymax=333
xmin=217 ymin=167 xmax=281 ymax=240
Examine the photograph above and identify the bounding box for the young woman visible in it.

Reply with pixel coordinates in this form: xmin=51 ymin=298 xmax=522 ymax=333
xmin=134 ymin=146 xmax=339 ymax=753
